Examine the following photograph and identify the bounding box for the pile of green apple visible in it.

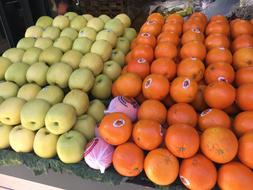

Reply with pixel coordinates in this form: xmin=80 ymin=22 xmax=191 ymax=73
xmin=0 ymin=12 xmax=137 ymax=164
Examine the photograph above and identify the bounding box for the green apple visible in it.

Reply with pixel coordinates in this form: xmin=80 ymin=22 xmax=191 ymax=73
xmin=42 ymin=26 xmax=61 ymax=40
xmin=64 ymin=12 xmax=78 ymax=20
xmin=72 ymin=37 xmax=93 ymax=54
xmin=78 ymin=27 xmax=97 ymax=41
xmin=60 ymin=27 xmax=78 ymax=40
xmin=73 ymin=114 xmax=96 ymax=140
xmin=33 ymin=128 xmax=58 ymax=158
xmin=5 ymin=62 xmax=29 ymax=86
xmin=57 ymin=130 xmax=86 ymax=163
xmin=25 ymin=26 xmax=43 ymax=38
xmin=96 ymin=29 xmax=117 ymax=47
xmin=0 ymin=123 xmax=12 ymax=149
xmin=17 ymin=83 xmax=41 ymax=101
xmin=103 ymin=60 xmax=122 ymax=81
xmin=63 ymin=89 xmax=89 ymax=116
xmin=36 ymin=16 xmax=53 ymax=29
xmin=53 ymin=36 xmax=73 ymax=52
xmin=2 ymin=48 xmax=24 ymax=63
xmin=0 ymin=81 xmax=19 ymax=99
xmin=22 ymin=47 xmax=42 ymax=65
xmin=16 ymin=37 xmax=36 ymax=50
xmin=68 ymin=68 xmax=94 ymax=92
xmin=87 ymin=17 xmax=104 ymax=32
xmin=34 ymin=37 xmax=53 ymax=50
xmin=70 ymin=15 xmax=87 ymax=31
xmin=36 ymin=85 xmax=64 ymax=105
xmin=0 ymin=97 xmax=26 ymax=125
xmin=26 ymin=62 xmax=49 ymax=86
xmin=39 ymin=47 xmax=63 ymax=65
xmin=83 ymin=14 xmax=93 ymax=21
xmin=123 ymin=27 xmax=137 ymax=42
xmin=90 ymin=40 xmax=112 ymax=61
xmin=0 ymin=57 xmax=12 ymax=80
xmin=104 ymin=18 xmax=124 ymax=37
xmin=21 ymin=99 xmax=51 ymax=131
xmin=87 ymin=99 xmax=105 ymax=123
xmin=45 ymin=103 xmax=76 ymax=135
xmin=91 ymin=74 xmax=112 ymax=99
xmin=9 ymin=125 xmax=35 ymax=152
xmin=115 ymin=13 xmax=131 ymax=28
xmin=52 ymin=15 xmax=70 ymax=30
xmin=79 ymin=53 xmax=103 ymax=76
xmin=110 ymin=49 xmax=125 ymax=67
xmin=47 ymin=62 xmax=73 ymax=88
xmin=61 ymin=50 xmax=82 ymax=69
xmin=116 ymin=37 xmax=130 ymax=54
xmin=98 ymin=14 xmax=111 ymax=23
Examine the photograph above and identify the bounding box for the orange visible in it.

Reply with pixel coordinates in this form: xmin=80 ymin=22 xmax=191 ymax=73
xmin=113 ymin=142 xmax=144 ymax=177
xmin=135 ymin=32 xmax=156 ymax=48
xmin=183 ymin=19 xmax=205 ymax=33
xmin=112 ymin=81 xmax=120 ymax=97
xmin=162 ymin=21 xmax=182 ymax=36
xmin=147 ymin=12 xmax=164 ymax=26
xmin=154 ymin=42 xmax=177 ymax=59
xmin=210 ymin=15 xmax=228 ymax=23
xmin=180 ymin=41 xmax=206 ymax=61
xmin=140 ymin=20 xmax=162 ymax=37
xmin=236 ymin=66 xmax=253 ymax=86
xmin=165 ymin=123 xmax=200 ymax=158
xmin=190 ymin=12 xmax=208 ymax=25
xmin=131 ymin=44 xmax=154 ymax=62
xmin=127 ymin=58 xmax=150 ymax=79
xmin=166 ymin=13 xmax=184 ymax=24
xmin=231 ymin=19 xmax=253 ymax=38
xmin=191 ymin=84 xmax=208 ymax=112
xmin=99 ymin=113 xmax=132 ymax=145
xmin=144 ymin=148 xmax=179 ymax=186
xmin=238 ymin=131 xmax=253 ymax=169
xmin=130 ymin=38 xmax=138 ymax=50
xmin=125 ymin=51 xmax=132 ymax=63
xmin=157 ymin=31 xmax=180 ymax=45
xmin=233 ymin=47 xmax=253 ymax=70
xmin=205 ymin=34 xmax=230 ymax=50
xmin=234 ymin=111 xmax=253 ymax=136
xmin=236 ymin=83 xmax=253 ymax=111
xmin=205 ymin=47 xmax=232 ymax=65
xmin=231 ymin=34 xmax=253 ymax=52
xmin=206 ymin=21 xmax=230 ymax=36
xmin=121 ymin=65 xmax=128 ymax=74
xmin=181 ymin=28 xmax=205 ymax=44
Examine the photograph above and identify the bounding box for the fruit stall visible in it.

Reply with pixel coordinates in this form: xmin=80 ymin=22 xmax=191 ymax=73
xmin=1 ymin=0 xmax=253 ymax=189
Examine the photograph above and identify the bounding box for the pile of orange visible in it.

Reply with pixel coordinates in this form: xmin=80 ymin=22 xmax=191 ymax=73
xmin=100 ymin=12 xmax=253 ymax=190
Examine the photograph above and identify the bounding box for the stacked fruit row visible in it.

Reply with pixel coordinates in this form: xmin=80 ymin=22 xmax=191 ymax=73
xmin=0 ymin=12 xmax=137 ymax=163
xmin=96 ymin=12 xmax=253 ymax=189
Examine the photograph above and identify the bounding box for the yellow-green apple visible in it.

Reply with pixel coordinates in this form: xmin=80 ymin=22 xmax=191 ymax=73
xmin=0 ymin=81 xmax=19 ymax=98
xmin=79 ymin=53 xmax=103 ymax=76
xmin=87 ymin=99 xmax=105 ymax=123
xmin=45 ymin=103 xmax=76 ymax=135
xmin=116 ymin=37 xmax=130 ymax=54
xmin=17 ymin=83 xmax=41 ymax=101
xmin=63 ymin=89 xmax=89 ymax=116
xmin=70 ymin=15 xmax=87 ymax=31
xmin=26 ymin=62 xmax=49 ymax=86
xmin=68 ymin=68 xmax=94 ymax=92
xmin=0 ymin=57 xmax=12 ymax=80
xmin=46 ymin=62 xmax=73 ymax=88
xmin=110 ymin=49 xmax=125 ymax=67
xmin=64 ymin=12 xmax=78 ymax=20
xmin=25 ymin=26 xmax=43 ymax=38
xmin=52 ymin=15 xmax=70 ymax=30
xmin=35 ymin=16 xmax=53 ymax=29
xmin=53 ymin=36 xmax=72 ymax=52
xmin=9 ymin=125 xmax=35 ymax=152
xmin=42 ymin=26 xmax=61 ymax=40
xmin=0 ymin=123 xmax=12 ymax=149
xmin=22 ymin=47 xmax=42 ymax=65
xmin=34 ymin=37 xmax=53 ymax=50
xmin=115 ymin=13 xmax=131 ymax=28
xmin=36 ymin=85 xmax=64 ymax=105
xmin=103 ymin=60 xmax=122 ymax=81
xmin=104 ymin=18 xmax=124 ymax=37
xmin=56 ymin=130 xmax=87 ymax=163
xmin=123 ymin=27 xmax=137 ymax=42
xmin=2 ymin=48 xmax=24 ymax=63
xmin=78 ymin=27 xmax=97 ymax=41
xmin=16 ymin=37 xmax=36 ymax=50
xmin=21 ymin=99 xmax=51 ymax=131
xmin=39 ymin=47 xmax=63 ymax=65
xmin=98 ymin=14 xmax=111 ymax=23
xmin=33 ymin=127 xmax=58 ymax=158
xmin=91 ymin=74 xmax=112 ymax=99
xmin=0 ymin=97 xmax=26 ymax=125
xmin=61 ymin=50 xmax=82 ymax=69
xmin=72 ymin=37 xmax=92 ymax=54
xmin=90 ymin=40 xmax=112 ymax=61
xmin=87 ymin=18 xmax=104 ymax=32
xmin=73 ymin=114 xmax=96 ymax=140
xmin=83 ymin=14 xmax=93 ymax=21
xmin=96 ymin=29 xmax=117 ymax=47
xmin=5 ymin=62 xmax=29 ymax=86
xmin=60 ymin=27 xmax=78 ymax=40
